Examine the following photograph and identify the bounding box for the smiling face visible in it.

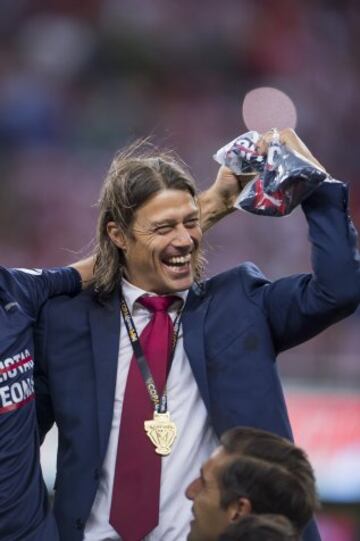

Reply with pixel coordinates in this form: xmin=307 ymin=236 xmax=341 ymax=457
xmin=185 ymin=448 xmax=236 ymax=541
xmin=185 ymin=447 xmax=253 ymax=541
xmin=107 ymin=188 xmax=202 ymax=294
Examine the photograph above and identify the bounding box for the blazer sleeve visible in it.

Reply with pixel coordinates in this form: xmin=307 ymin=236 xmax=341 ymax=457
xmin=34 ymin=302 xmax=55 ymax=443
xmin=246 ymin=181 xmax=360 ymax=353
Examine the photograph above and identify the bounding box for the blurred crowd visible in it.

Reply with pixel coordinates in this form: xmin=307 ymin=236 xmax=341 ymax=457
xmin=0 ymin=0 xmax=359 ymax=383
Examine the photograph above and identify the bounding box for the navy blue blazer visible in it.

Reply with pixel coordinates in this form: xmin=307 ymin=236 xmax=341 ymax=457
xmin=35 ymin=182 xmax=360 ymax=541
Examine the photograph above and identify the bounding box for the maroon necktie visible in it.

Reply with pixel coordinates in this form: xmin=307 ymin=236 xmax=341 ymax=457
xmin=110 ymin=295 xmax=179 ymax=541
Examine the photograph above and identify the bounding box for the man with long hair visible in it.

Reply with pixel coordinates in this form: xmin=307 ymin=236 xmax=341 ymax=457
xmin=35 ymin=130 xmax=360 ymax=541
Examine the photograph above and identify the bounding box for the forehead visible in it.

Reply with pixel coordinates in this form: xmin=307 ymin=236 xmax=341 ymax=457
xmin=204 ymin=447 xmax=232 ymax=479
xmin=134 ymin=189 xmax=198 ymax=224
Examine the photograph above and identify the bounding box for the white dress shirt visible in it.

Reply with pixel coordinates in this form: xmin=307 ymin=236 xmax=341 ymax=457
xmin=83 ymin=279 xmax=218 ymax=541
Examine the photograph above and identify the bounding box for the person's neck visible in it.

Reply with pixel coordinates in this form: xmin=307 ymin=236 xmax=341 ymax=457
xmin=121 ymin=276 xmax=169 ymax=296
xmin=121 ymin=277 xmax=189 ymax=302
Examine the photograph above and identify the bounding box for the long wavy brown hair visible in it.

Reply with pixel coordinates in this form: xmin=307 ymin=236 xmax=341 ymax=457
xmin=93 ymin=141 xmax=205 ymax=301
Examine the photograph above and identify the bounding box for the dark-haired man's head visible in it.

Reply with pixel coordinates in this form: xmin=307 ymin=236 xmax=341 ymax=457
xmin=218 ymin=514 xmax=300 ymax=541
xmin=185 ymin=426 xmax=319 ymax=541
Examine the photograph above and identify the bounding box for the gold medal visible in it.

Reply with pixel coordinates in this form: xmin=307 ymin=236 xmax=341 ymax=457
xmin=144 ymin=411 xmax=177 ymax=456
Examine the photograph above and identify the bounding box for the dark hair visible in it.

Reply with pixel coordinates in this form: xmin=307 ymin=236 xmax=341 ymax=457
xmin=93 ymin=141 xmax=203 ymax=300
xmin=218 ymin=514 xmax=300 ymax=541
xmin=218 ymin=427 xmax=319 ymax=532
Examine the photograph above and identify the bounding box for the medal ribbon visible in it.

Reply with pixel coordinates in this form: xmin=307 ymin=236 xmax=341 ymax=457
xmin=120 ymin=295 xmax=182 ymax=413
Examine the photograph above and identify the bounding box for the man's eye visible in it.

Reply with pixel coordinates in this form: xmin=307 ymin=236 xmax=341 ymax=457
xmin=156 ymin=225 xmax=172 ymax=234
xmin=185 ymin=219 xmax=199 ymax=228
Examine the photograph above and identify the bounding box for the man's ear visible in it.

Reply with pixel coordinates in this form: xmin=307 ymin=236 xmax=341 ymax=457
xmin=107 ymin=221 xmax=127 ymax=251
xmin=227 ymin=497 xmax=252 ymax=523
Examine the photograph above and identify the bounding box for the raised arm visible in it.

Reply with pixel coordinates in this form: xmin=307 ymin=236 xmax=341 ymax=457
xmin=203 ymin=128 xmax=360 ymax=350
xmin=198 ymin=167 xmax=254 ymax=232
xmin=244 ymin=129 xmax=360 ymax=350
xmin=69 ymin=256 xmax=95 ymax=288
xmin=262 ymin=179 xmax=360 ymax=352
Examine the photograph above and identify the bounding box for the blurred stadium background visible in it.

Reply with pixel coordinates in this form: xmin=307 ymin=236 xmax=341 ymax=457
xmin=1 ymin=1 xmax=359 ymax=539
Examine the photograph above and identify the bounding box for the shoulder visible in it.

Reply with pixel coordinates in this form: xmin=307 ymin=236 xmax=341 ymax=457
xmin=187 ymin=263 xmax=271 ymax=314
xmin=40 ymin=286 xmax=94 ymax=322
xmin=39 ymin=285 xmax=120 ymax=324
xmin=204 ymin=262 xmax=270 ymax=295
xmin=35 ymin=287 xmax=98 ymax=354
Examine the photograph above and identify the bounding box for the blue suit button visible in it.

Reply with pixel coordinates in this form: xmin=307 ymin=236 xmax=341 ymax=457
xmin=76 ymin=518 xmax=84 ymax=530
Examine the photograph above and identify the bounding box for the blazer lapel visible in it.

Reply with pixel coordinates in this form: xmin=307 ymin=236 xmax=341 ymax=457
xmin=182 ymin=283 xmax=211 ymax=411
xmin=89 ymin=290 xmax=120 ymax=459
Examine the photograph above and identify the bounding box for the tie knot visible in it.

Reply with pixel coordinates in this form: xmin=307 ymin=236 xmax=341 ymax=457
xmin=138 ymin=295 xmax=180 ymax=313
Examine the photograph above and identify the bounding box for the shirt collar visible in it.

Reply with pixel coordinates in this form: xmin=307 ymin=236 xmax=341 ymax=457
xmin=121 ymin=278 xmax=188 ymax=314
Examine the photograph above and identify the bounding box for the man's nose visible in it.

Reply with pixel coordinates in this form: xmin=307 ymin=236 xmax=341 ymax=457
xmin=185 ymin=478 xmax=201 ymax=501
xmin=173 ymin=225 xmax=193 ymax=247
